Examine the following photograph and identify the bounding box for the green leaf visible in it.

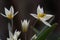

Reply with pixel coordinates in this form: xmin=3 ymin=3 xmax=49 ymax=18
xmin=36 ymin=23 xmax=57 ymax=40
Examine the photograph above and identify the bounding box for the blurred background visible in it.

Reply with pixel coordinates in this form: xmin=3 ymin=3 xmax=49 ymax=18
xmin=0 ymin=0 xmax=60 ymax=40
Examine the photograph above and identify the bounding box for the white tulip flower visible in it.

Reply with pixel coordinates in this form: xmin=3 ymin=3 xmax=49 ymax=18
xmin=1 ymin=6 xmax=18 ymax=19
xmin=30 ymin=5 xmax=53 ymax=27
xmin=7 ymin=30 xmax=21 ymax=40
xmin=21 ymin=20 xmax=30 ymax=32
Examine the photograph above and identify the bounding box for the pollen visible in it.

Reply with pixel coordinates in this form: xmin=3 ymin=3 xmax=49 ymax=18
xmin=37 ymin=13 xmax=46 ymax=19
xmin=7 ymin=13 xmax=13 ymax=19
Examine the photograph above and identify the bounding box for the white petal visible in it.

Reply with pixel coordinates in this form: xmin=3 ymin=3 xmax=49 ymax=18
xmin=21 ymin=20 xmax=30 ymax=32
xmin=22 ymin=20 xmax=28 ymax=28
xmin=4 ymin=8 xmax=10 ymax=16
xmin=14 ymin=11 xmax=18 ymax=16
xmin=30 ymin=14 xmax=38 ymax=19
xmin=31 ymin=34 xmax=37 ymax=40
xmin=14 ymin=30 xmax=17 ymax=37
xmin=40 ymin=18 xmax=51 ymax=27
xmin=9 ymin=30 xmax=13 ymax=38
xmin=37 ymin=5 xmax=44 ymax=14
xmin=43 ymin=14 xmax=53 ymax=21
xmin=7 ymin=38 xmax=10 ymax=40
xmin=0 ymin=13 xmax=6 ymax=17
xmin=14 ymin=30 xmax=21 ymax=38
xmin=40 ymin=8 xmax=44 ymax=13
xmin=10 ymin=6 xmax=14 ymax=14
xmin=19 ymin=39 xmax=21 ymax=40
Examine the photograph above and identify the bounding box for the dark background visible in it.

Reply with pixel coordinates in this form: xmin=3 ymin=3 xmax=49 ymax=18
xmin=0 ymin=0 xmax=60 ymax=40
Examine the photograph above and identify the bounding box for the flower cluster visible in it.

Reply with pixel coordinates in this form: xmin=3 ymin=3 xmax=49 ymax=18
xmin=0 ymin=5 xmax=56 ymax=40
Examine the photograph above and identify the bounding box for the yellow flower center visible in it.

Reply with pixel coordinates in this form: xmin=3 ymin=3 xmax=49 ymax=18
xmin=7 ymin=13 xmax=13 ymax=19
xmin=37 ymin=13 xmax=46 ymax=19
xmin=22 ymin=28 xmax=27 ymax=32
xmin=22 ymin=27 xmax=28 ymax=32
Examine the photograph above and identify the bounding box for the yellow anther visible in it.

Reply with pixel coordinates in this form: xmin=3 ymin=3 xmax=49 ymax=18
xmin=37 ymin=13 xmax=45 ymax=19
xmin=7 ymin=13 xmax=13 ymax=19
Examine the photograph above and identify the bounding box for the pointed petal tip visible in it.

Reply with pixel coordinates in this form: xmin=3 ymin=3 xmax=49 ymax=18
xmin=48 ymin=24 xmax=51 ymax=27
xmin=38 ymin=5 xmax=40 ymax=8
xmin=0 ymin=13 xmax=6 ymax=17
xmin=10 ymin=5 xmax=14 ymax=14
xmin=11 ymin=5 xmax=13 ymax=7
xmin=10 ymin=6 xmax=14 ymax=9
xmin=14 ymin=11 xmax=19 ymax=16
xmin=4 ymin=7 xmax=8 ymax=11
xmin=37 ymin=5 xmax=44 ymax=14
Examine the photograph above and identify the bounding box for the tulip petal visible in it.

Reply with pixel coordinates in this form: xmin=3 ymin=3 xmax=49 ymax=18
xmin=43 ymin=14 xmax=53 ymax=21
xmin=19 ymin=39 xmax=21 ymax=40
xmin=5 ymin=8 xmax=10 ymax=16
xmin=9 ymin=30 xmax=13 ymax=38
xmin=14 ymin=11 xmax=18 ymax=16
xmin=7 ymin=30 xmax=21 ymax=40
xmin=14 ymin=30 xmax=21 ymax=39
xmin=10 ymin=6 xmax=14 ymax=14
xmin=37 ymin=5 xmax=44 ymax=14
xmin=7 ymin=38 xmax=10 ymax=40
xmin=0 ymin=13 xmax=6 ymax=17
xmin=31 ymin=34 xmax=37 ymax=40
xmin=30 ymin=14 xmax=38 ymax=19
xmin=40 ymin=18 xmax=51 ymax=27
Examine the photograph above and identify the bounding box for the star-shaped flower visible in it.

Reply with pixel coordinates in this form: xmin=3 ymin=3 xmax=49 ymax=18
xmin=21 ymin=20 xmax=30 ymax=32
xmin=7 ymin=30 xmax=21 ymax=40
xmin=1 ymin=6 xmax=18 ymax=19
xmin=30 ymin=5 xmax=53 ymax=27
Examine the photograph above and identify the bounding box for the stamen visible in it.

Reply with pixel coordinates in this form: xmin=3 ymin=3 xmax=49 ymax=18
xmin=7 ymin=13 xmax=13 ymax=19
xmin=37 ymin=13 xmax=46 ymax=19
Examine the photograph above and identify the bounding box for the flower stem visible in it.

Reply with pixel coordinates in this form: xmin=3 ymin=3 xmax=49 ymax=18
xmin=10 ymin=19 xmax=13 ymax=32
xmin=25 ymin=32 xmax=27 ymax=40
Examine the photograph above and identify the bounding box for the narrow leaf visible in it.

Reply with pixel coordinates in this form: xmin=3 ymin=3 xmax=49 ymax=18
xmin=36 ymin=23 xmax=57 ymax=40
